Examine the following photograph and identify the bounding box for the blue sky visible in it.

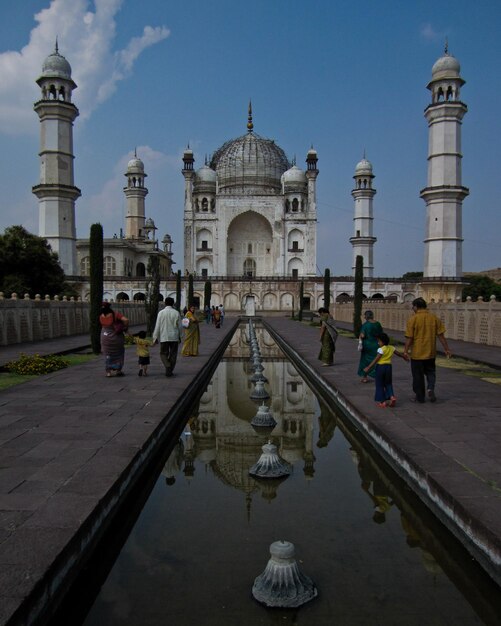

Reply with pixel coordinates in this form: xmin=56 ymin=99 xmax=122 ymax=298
xmin=0 ymin=0 xmax=500 ymax=276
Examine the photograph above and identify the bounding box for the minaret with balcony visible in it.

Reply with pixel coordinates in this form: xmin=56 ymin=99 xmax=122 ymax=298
xmin=420 ymin=43 xmax=469 ymax=301
xmin=124 ymin=152 xmax=148 ymax=240
xmin=350 ymin=155 xmax=377 ymax=277
xmin=182 ymin=146 xmax=195 ymax=272
xmin=33 ymin=43 xmax=80 ymax=275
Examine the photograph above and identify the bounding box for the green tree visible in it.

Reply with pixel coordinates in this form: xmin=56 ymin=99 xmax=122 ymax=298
xmin=324 ymin=268 xmax=331 ymax=310
xmin=89 ymin=223 xmax=103 ymax=354
xmin=188 ymin=273 xmax=194 ymax=306
xmin=204 ymin=280 xmax=212 ymax=309
xmin=402 ymin=271 xmax=423 ymax=280
xmin=0 ymin=225 xmax=70 ymax=297
xmin=175 ymin=270 xmax=182 ymax=310
xmin=353 ymin=255 xmax=364 ymax=337
xmin=145 ymin=255 xmax=161 ymax=335
xmin=463 ymin=274 xmax=501 ymax=301
xmin=298 ymin=280 xmax=304 ymax=321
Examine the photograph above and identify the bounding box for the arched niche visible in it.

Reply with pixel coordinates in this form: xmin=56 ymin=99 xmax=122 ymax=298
xmin=227 ymin=211 xmax=273 ymax=276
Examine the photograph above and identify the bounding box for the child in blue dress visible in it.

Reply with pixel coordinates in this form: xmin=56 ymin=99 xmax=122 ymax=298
xmin=363 ymin=333 xmax=408 ymax=407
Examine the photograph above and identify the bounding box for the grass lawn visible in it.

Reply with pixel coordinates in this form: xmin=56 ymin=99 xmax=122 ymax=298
xmin=0 ymin=352 xmax=99 ymax=391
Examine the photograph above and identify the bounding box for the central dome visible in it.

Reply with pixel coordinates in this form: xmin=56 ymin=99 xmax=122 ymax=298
xmin=210 ymin=132 xmax=290 ymax=193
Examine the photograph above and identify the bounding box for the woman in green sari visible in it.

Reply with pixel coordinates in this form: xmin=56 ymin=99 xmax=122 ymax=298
xmin=318 ymin=307 xmax=338 ymax=366
xmin=181 ymin=305 xmax=200 ymax=356
xmin=357 ymin=310 xmax=383 ymax=382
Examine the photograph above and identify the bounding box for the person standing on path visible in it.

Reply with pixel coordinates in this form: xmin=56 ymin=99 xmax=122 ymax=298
xmin=363 ymin=333 xmax=408 ymax=408
xmin=357 ymin=310 xmax=383 ymax=383
xmin=99 ymin=302 xmax=129 ymax=377
xmin=318 ymin=307 xmax=338 ymax=366
xmin=181 ymin=304 xmax=200 ymax=356
xmin=219 ymin=304 xmax=225 ymax=326
xmin=152 ymin=297 xmax=182 ymax=377
xmin=403 ymin=297 xmax=452 ymax=403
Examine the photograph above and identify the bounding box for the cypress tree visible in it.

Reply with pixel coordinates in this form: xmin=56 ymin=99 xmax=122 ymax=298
xmin=175 ymin=270 xmax=182 ymax=310
xmin=204 ymin=280 xmax=212 ymax=309
xmin=89 ymin=223 xmax=103 ymax=353
xmin=188 ymin=273 xmax=194 ymax=306
xmin=146 ymin=255 xmax=161 ymax=335
xmin=298 ymin=280 xmax=304 ymax=321
xmin=324 ymin=268 xmax=331 ymax=310
xmin=353 ymin=255 xmax=364 ymax=337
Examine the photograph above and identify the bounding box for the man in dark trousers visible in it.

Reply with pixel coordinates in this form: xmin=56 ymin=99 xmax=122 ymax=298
xmin=152 ymin=297 xmax=182 ymax=377
xmin=403 ymin=297 xmax=452 ymax=403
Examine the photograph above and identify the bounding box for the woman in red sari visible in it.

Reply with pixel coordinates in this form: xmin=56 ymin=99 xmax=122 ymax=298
xmin=99 ymin=302 xmax=129 ymax=377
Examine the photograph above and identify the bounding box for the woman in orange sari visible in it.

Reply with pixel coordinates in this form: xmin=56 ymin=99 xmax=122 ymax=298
xmin=181 ymin=305 xmax=200 ymax=356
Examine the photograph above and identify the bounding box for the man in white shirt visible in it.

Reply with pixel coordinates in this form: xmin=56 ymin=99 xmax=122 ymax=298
xmin=152 ymin=297 xmax=182 ymax=377
xmin=219 ymin=304 xmax=225 ymax=326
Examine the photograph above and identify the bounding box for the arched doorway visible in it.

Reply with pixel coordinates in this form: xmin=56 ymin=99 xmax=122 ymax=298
xmin=227 ymin=211 xmax=273 ymax=276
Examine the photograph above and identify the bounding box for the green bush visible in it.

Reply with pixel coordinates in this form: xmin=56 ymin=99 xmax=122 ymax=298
xmin=5 ymin=353 xmax=70 ymax=376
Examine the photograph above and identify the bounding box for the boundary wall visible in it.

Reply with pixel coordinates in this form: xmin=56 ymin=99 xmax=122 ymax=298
xmin=332 ymin=298 xmax=501 ymax=347
xmin=0 ymin=296 xmax=146 ymax=346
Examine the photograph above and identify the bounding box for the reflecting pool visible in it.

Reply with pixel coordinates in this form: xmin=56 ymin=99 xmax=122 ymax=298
xmin=73 ymin=324 xmax=498 ymax=625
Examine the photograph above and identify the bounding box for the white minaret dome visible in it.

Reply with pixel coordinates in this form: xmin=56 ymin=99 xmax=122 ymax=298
xmin=145 ymin=217 xmax=155 ymax=228
xmin=195 ymin=164 xmax=216 ymax=183
xmin=431 ymin=52 xmax=461 ymax=80
xmin=41 ymin=45 xmax=72 ymax=80
xmin=282 ymin=165 xmax=306 ymax=184
xmin=355 ymin=158 xmax=373 ymax=176
xmin=127 ymin=156 xmax=144 ymax=172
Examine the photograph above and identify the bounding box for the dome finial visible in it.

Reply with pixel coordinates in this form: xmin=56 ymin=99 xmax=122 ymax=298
xmin=55 ymin=37 xmax=59 ymax=54
xmin=247 ymin=100 xmax=254 ymax=133
xmin=444 ymin=37 xmax=449 ymax=55
xmin=134 ymin=147 xmax=137 ymax=158
xmin=363 ymin=148 xmax=366 ymax=159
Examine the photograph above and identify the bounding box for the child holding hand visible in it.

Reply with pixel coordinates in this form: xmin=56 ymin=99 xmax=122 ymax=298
xmin=134 ymin=330 xmax=152 ymax=376
xmin=364 ymin=333 xmax=408 ymax=408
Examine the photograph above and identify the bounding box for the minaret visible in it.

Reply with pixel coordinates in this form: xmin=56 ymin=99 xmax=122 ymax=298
xmin=33 ymin=42 xmax=80 ymax=275
xmin=350 ymin=155 xmax=377 ymax=277
xmin=420 ymin=43 xmax=468 ymax=301
xmin=182 ymin=145 xmax=195 ymax=272
xmin=124 ymin=151 xmax=148 ymax=239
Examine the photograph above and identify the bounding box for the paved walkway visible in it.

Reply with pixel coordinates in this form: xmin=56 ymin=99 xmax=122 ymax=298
xmin=0 ymin=320 xmax=238 ymax=626
xmin=0 ymin=317 xmax=500 ymax=625
xmin=264 ymin=317 xmax=501 ymax=587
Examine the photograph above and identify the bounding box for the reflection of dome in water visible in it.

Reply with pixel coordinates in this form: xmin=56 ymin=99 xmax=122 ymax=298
xmin=210 ymin=132 xmax=290 ymax=192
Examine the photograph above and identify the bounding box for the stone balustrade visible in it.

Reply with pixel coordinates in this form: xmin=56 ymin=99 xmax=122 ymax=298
xmin=332 ymin=296 xmax=501 ymax=346
xmin=0 ymin=293 xmax=147 ymax=346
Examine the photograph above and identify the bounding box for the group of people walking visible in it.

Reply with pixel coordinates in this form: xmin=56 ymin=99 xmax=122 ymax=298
xmin=99 ymin=297 xmax=203 ymax=379
xmin=318 ymin=297 xmax=452 ymax=407
xmin=204 ymin=305 xmax=224 ymax=328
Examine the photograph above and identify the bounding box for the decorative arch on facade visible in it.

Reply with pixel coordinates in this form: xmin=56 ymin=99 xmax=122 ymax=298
xmin=403 ymin=292 xmax=415 ymax=302
xmin=287 ymin=228 xmax=304 ymax=252
xmin=80 ymin=256 xmax=90 ymax=276
xmin=136 ymin=262 xmax=146 ymax=277
xmin=103 ymin=292 xmax=113 ymax=301
xmin=336 ymin=292 xmax=351 ymax=302
xmin=116 ymin=292 xmax=130 ymax=301
xmin=223 ymin=292 xmax=239 ymax=311
xmin=287 ymin=257 xmax=304 ymax=278
xmin=104 ymin=256 xmax=116 ymax=276
xmin=280 ymin=292 xmax=294 ymax=310
xmin=262 ymin=292 xmax=277 ymax=310
xmin=241 ymin=292 xmax=261 ymax=309
xmin=227 ymin=211 xmax=273 ymax=276
xmin=371 ymin=293 xmax=384 ymax=299
xmin=196 ymin=228 xmax=213 ymax=251
xmin=196 ymin=256 xmax=213 ymax=278
xmin=317 ymin=293 xmax=333 ymax=309
xmin=133 ymin=292 xmax=146 ymax=301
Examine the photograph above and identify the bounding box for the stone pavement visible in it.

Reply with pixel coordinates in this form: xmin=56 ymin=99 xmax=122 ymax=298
xmin=0 ymin=316 xmax=500 ymax=626
xmin=0 ymin=319 xmax=238 ymax=626
xmin=263 ymin=317 xmax=501 ymax=588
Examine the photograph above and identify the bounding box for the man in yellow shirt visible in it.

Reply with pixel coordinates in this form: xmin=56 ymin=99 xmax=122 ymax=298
xmin=403 ymin=298 xmax=452 ymax=403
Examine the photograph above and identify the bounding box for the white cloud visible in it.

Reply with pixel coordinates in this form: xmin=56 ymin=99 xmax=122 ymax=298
xmin=420 ymin=23 xmax=447 ymax=43
xmin=0 ymin=0 xmax=170 ymax=135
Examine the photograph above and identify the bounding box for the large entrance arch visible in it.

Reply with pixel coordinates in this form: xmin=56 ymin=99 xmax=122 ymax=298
xmin=227 ymin=211 xmax=273 ymax=276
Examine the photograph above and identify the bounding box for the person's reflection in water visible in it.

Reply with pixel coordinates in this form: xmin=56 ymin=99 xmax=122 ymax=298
xmin=353 ymin=447 xmax=394 ymax=523
xmin=162 ymin=438 xmax=184 ymax=486
xmin=316 ymin=403 xmax=336 ymax=448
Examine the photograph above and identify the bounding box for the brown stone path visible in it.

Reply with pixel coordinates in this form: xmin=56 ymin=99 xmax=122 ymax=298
xmin=0 ymin=319 xmax=237 ymax=626
xmin=263 ymin=317 xmax=501 ymax=588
